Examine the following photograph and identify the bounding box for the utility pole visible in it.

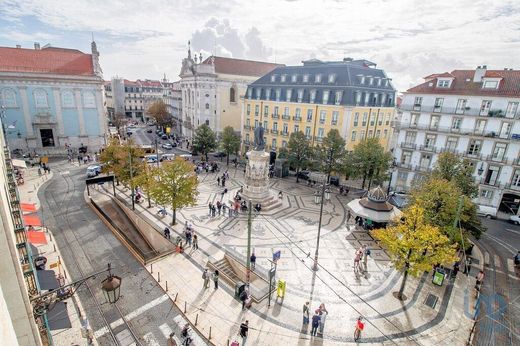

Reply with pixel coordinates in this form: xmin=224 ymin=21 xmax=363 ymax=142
xmin=155 ymin=138 xmax=159 ymax=168
xmin=129 ymin=151 xmax=135 ymax=210
xmin=246 ymin=200 xmax=252 ymax=286
xmin=313 ymin=148 xmax=333 ymax=271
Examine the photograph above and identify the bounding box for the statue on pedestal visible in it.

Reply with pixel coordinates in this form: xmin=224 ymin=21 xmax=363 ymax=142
xmin=253 ymin=126 xmax=265 ymax=151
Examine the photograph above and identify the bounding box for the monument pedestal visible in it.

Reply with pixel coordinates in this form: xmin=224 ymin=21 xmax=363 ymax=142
xmin=242 ymin=150 xmax=281 ymax=211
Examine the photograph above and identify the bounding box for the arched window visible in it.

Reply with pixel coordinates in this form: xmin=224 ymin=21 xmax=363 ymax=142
xmin=230 ymin=87 xmax=236 ymax=102
xmin=61 ymin=90 xmax=75 ymax=107
xmin=205 ymin=119 xmax=209 ymax=125
xmin=1 ymin=88 xmax=17 ymax=107
xmin=34 ymin=89 xmax=48 ymax=108
xmin=83 ymin=92 xmax=96 ymax=108
xmin=205 ymin=103 xmax=209 ymax=109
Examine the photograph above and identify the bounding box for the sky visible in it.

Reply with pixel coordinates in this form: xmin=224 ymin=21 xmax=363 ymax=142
xmin=0 ymin=0 xmax=518 ymax=92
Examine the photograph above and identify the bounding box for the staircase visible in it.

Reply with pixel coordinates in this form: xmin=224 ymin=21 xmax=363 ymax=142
xmin=210 ymin=257 xmax=239 ymax=284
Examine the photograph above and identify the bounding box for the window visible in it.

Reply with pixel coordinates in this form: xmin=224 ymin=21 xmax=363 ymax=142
xmin=61 ymin=90 xmax=75 ymax=108
xmin=275 ymin=89 xmax=281 ymax=101
xmin=1 ymin=88 xmax=17 ymax=107
xmin=295 ymin=108 xmax=301 ymax=118
xmin=451 ymin=118 xmax=462 ymax=130
xmin=475 ymin=119 xmax=486 ymax=134
xmin=266 ymin=89 xmax=271 ymax=100
xmin=247 ymin=104 xmax=251 ymax=115
xmin=351 ymin=131 xmax=357 ymax=141
xmin=430 ymin=115 xmax=439 ymax=129
xmin=303 ymin=74 xmax=309 ymax=83
xmin=274 ymin=106 xmax=279 ymax=116
xmin=434 ymin=98 xmax=444 ymax=111
xmin=410 ymin=113 xmax=419 ymax=126
xmin=405 ymin=131 xmax=416 ymax=144
xmin=291 ymin=74 xmax=297 ymax=82
xmin=420 ymin=154 xmax=432 ymax=169
xmin=424 ymin=134 xmax=436 ymax=148
xmin=263 ymin=120 xmax=268 ymax=129
xmin=335 ymin=91 xmax=343 ymax=105
xmin=370 ymin=114 xmax=375 ymax=126
xmin=307 ymin=109 xmax=313 ymax=122
xmin=414 ymin=96 xmax=422 ymax=107
xmin=315 ymin=74 xmax=322 ymax=83
xmin=272 ymin=138 xmax=277 ymax=148
xmin=246 ymin=133 xmax=250 ymax=142
xmin=500 ymin=122 xmax=512 ymax=138
xmin=297 ymin=89 xmax=304 ymax=103
xmin=310 ymin=90 xmax=316 ymax=103
xmin=254 ymin=120 xmax=259 ymax=128
xmin=467 ymin=139 xmax=482 ymax=155
xmin=286 ymin=89 xmax=292 ymax=102
xmin=483 ymin=81 xmax=498 ymax=89
xmin=492 ymin=143 xmax=507 ymax=161
xmin=446 ymin=137 xmax=458 ymax=151
xmin=205 ymin=119 xmax=210 ymax=126
xmin=484 ymin=165 xmax=500 ymax=185
xmin=506 ymin=102 xmax=518 ymax=118
xmin=282 ymin=140 xmax=288 ymax=148
xmin=255 ymin=105 xmax=259 ymax=116
xmin=378 ymin=115 xmax=383 ymax=126
xmin=273 ymin=122 xmax=278 ymax=131
xmin=360 ymin=76 xmax=365 ymax=84
xmin=369 ymin=77 xmax=373 ymax=85
xmin=456 ymin=99 xmax=467 ymax=114
xmin=230 ymin=87 xmax=236 ymax=102
xmin=206 ymin=103 xmax=210 ymax=110
xmin=355 ymin=92 xmax=361 ymax=105
xmin=397 ymin=171 xmax=408 ymax=181
xmin=271 ymin=75 xmax=276 ymax=82
xmin=480 ymin=189 xmax=493 ymax=199
xmin=360 ymin=130 xmax=365 ymax=140
xmin=247 ymin=88 xmax=253 ymax=99
xmin=368 ymin=130 xmax=373 ymax=138
xmin=437 ymin=79 xmax=450 ymax=88
xmin=294 ymin=124 xmax=300 ymax=132
xmin=322 ymin=90 xmax=330 ymax=104
xmin=284 ymin=107 xmax=289 ymax=116
xmin=376 ymin=130 xmax=381 ymax=138
xmin=511 ymin=169 xmax=520 ymax=190
xmin=480 ymin=100 xmax=492 ymax=116
xmin=246 ymin=119 xmax=250 ymax=126
xmin=305 ymin=126 xmax=311 ymax=137
xmin=281 ymin=75 xmax=286 ymax=82
xmin=383 ymin=129 xmax=388 ymax=138
xmin=319 ymin=110 xmax=326 ymax=124
xmin=283 ymin=123 xmax=288 ymax=134
xmin=317 ymin=128 xmax=324 ymax=138
xmin=354 ymin=112 xmax=359 ymax=126
xmin=34 ymin=89 xmax=48 ymax=108
xmin=328 ymin=74 xmax=336 ymax=83
xmin=255 ymin=88 xmax=261 ymax=100
xmin=401 ymin=151 xmax=412 ymax=165
xmin=264 ymin=105 xmax=269 ymax=116
xmin=332 ymin=111 xmax=339 ymax=125
xmin=362 ymin=112 xmax=368 ymax=126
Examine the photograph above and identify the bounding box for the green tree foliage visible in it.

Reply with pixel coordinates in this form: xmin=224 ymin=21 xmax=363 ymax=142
xmin=372 ymin=206 xmax=458 ymax=299
xmin=316 ymin=129 xmax=346 ymax=175
xmin=431 ymin=152 xmax=478 ymax=198
xmin=99 ymin=140 xmax=145 ymax=189
xmin=220 ymin=126 xmax=240 ymax=165
xmin=287 ymin=131 xmax=311 ymax=182
xmin=146 ymin=100 xmax=170 ymax=129
xmin=192 ymin=124 xmax=217 ymax=161
xmin=350 ymin=138 xmax=393 ymax=189
xmin=134 ymin=165 xmax=159 ymax=208
xmin=149 ymin=158 xmax=198 ymax=225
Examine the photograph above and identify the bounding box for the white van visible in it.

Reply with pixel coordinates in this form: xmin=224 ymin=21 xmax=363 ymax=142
xmin=477 ymin=205 xmax=497 ymax=219
xmin=86 ymin=165 xmax=102 ymax=177
xmin=179 ymin=154 xmax=192 ymax=161
xmin=160 ymin=154 xmax=176 ymax=162
xmin=144 ymin=154 xmax=158 ymax=163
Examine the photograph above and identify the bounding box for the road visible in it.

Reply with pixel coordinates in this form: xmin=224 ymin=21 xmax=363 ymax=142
xmin=473 ymin=217 xmax=520 ymax=345
xmin=39 ymin=161 xmax=189 ymax=345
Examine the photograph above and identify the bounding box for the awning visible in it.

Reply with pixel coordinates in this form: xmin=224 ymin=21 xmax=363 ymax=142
xmin=21 ymin=203 xmax=37 ymax=213
xmin=23 ymin=214 xmax=42 ymax=227
xmin=27 ymin=231 xmax=48 ymax=245
xmin=12 ymin=159 xmax=27 ymax=168
xmin=347 ymin=198 xmax=402 ymax=223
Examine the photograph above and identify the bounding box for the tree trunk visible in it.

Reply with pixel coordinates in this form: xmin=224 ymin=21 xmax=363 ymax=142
xmin=147 ymin=193 xmax=151 ymax=208
xmin=171 ymin=208 xmax=177 ymax=225
xmin=296 ymin=165 xmax=300 ymax=183
xmin=361 ymin=174 xmax=367 ymax=189
xmin=397 ymin=249 xmax=412 ymax=300
xmin=226 ymin=153 xmax=230 ymax=166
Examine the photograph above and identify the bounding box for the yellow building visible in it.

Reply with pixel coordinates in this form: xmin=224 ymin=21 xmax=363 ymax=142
xmin=242 ymin=58 xmax=396 ymax=153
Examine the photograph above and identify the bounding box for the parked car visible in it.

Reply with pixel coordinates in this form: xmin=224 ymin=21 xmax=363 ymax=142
xmin=86 ymin=165 xmax=102 ymax=177
xmin=160 ymin=154 xmax=176 ymax=162
xmin=161 ymin=134 xmax=168 ymax=140
xmin=477 ymin=205 xmax=498 ymax=219
xmin=510 ymin=215 xmax=520 ymax=225
xmin=144 ymin=154 xmax=158 ymax=163
xmin=161 ymin=143 xmax=173 ymax=150
xmin=212 ymin=152 xmax=227 ymax=158
xmin=146 ymin=128 xmax=153 ymax=133
xmin=296 ymin=170 xmax=310 ymax=180
xmin=329 ymin=176 xmax=340 ymax=186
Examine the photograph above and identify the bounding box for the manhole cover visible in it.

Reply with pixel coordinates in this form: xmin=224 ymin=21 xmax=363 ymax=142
xmin=424 ymin=293 xmax=438 ymax=309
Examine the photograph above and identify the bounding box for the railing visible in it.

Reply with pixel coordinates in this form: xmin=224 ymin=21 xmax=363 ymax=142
xmin=504 ymin=183 xmax=520 ymax=191
xmin=331 ymin=121 xmax=338 ymax=125
xmin=271 ymin=114 xmax=279 ymax=119
xmin=415 ymin=165 xmax=432 ymax=172
xmin=293 ymin=116 xmax=302 ymax=122
xmin=400 ymin=104 xmax=517 ymax=119
xmin=243 ymin=125 xmax=251 ymax=130
xmin=282 ymin=114 xmax=290 ymax=120
xmin=271 ymin=129 xmax=279 ymax=135
xmin=394 ymin=122 xmax=517 ymax=140
xmin=482 ymin=154 xmax=508 ymax=164
xmin=400 ymin=142 xmax=417 ymax=149
xmin=478 ymin=177 xmax=503 ymax=188
xmin=281 ymin=132 xmax=289 ymax=137
xmin=418 ymin=145 xmax=437 ymax=153
xmin=396 ymin=162 xmax=412 ymax=170
xmin=463 ymin=151 xmax=482 ymax=160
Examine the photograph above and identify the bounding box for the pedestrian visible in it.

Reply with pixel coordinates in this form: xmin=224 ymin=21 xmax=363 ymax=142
xmin=475 ymin=270 xmax=485 ymax=291
xmin=208 ymin=202 xmax=212 ymax=216
xmin=311 ymin=310 xmax=321 ymax=336
xmin=318 ymin=303 xmax=328 ymax=314
xmin=239 ymin=320 xmax=249 ymax=346
xmin=278 ymin=191 xmax=283 ymax=199
xmin=202 ymin=269 xmax=210 ymax=289
xmin=186 ymin=230 xmax=192 ymax=247
xmin=78 ymin=155 xmax=82 ymax=164
xmin=452 ymin=261 xmax=460 ymax=278
xmin=167 ymin=332 xmax=177 ymax=346
xmin=363 ymin=245 xmax=370 ymax=272
xmin=163 ymin=227 xmax=171 ymax=239
xmin=354 ymin=248 xmax=362 ymax=273
xmin=302 ymin=301 xmax=310 ymax=327
xmin=222 ymin=177 xmax=226 ymax=187
xmin=217 ymin=176 xmax=221 ymax=186
xmin=193 ymin=234 xmax=198 ymax=250
xmin=347 ymin=209 xmax=351 ymax=223
xmin=240 ymin=289 xmax=248 ymax=309
xmin=217 ymin=201 xmax=222 ymax=215
xmin=250 ymin=252 xmax=256 ymax=270
xmin=211 ymin=205 xmax=216 ymax=218
xmin=318 ymin=308 xmax=327 ymax=335
xmin=213 ymin=270 xmax=219 ymax=289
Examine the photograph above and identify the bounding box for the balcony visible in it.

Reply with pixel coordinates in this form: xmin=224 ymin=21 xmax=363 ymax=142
xmin=483 ymin=154 xmax=508 ymax=164
xmin=439 ymin=147 xmax=459 ymax=154
xmin=478 ymin=177 xmax=503 ymax=188
xmin=397 ymin=162 xmax=413 ymax=170
xmin=463 ymin=151 xmax=482 ymax=160
xmin=416 ymin=164 xmax=432 ymax=172
xmin=271 ymin=113 xmax=279 ymax=119
xmin=293 ymin=116 xmax=302 ymax=122
xmin=281 ymin=131 xmax=289 ymax=137
xmin=243 ymin=125 xmax=251 ymax=130
xmin=271 ymin=129 xmax=279 ymax=135
xmin=400 ymin=104 xmax=516 ymax=119
xmin=282 ymin=114 xmax=291 ymax=120
xmin=418 ymin=145 xmax=437 ymax=153
xmin=331 ymin=121 xmax=338 ymax=126
xmin=400 ymin=142 xmax=417 ymax=149
xmin=504 ymin=183 xmax=520 ymax=191
xmin=315 ymin=136 xmax=323 ymax=142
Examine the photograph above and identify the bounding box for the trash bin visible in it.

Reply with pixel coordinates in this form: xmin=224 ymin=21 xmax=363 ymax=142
xmin=432 ymin=268 xmax=446 ymax=286
xmin=235 ymin=281 xmax=246 ymax=299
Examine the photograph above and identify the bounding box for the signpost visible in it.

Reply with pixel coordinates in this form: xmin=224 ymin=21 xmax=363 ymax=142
xmin=268 ymin=250 xmax=281 ymax=307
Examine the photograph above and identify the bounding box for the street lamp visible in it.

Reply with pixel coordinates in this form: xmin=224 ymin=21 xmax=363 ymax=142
xmin=101 ymin=271 xmax=122 ymax=304
xmin=477 ymin=162 xmax=484 ymax=176
xmin=314 ymin=191 xmax=321 ymax=204
xmin=387 ymin=158 xmax=397 ymax=195
xmin=325 ymin=188 xmax=331 ymax=202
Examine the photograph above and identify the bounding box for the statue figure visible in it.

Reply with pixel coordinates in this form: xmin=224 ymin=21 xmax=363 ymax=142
xmin=253 ymin=126 xmax=265 ymax=151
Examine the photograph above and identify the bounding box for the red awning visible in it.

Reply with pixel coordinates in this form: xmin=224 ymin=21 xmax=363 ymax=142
xmin=20 ymin=203 xmax=37 ymax=213
xmin=27 ymin=231 xmax=48 ymax=245
xmin=23 ymin=214 xmax=42 ymax=227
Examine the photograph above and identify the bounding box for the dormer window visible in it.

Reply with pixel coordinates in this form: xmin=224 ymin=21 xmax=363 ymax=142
xmin=369 ymin=77 xmax=373 ymax=85
xmin=255 ymin=88 xmax=261 ymax=100
xmin=322 ymin=90 xmax=330 ymax=104
xmin=291 ymin=74 xmax=297 ymax=82
xmin=303 ymin=74 xmax=309 ymax=83
xmin=437 ymin=79 xmax=451 ymax=88
xmin=266 ymin=88 xmax=271 ymax=100
xmin=483 ymin=80 xmax=498 ymax=89
xmin=297 ymin=89 xmax=304 ymax=102
xmin=315 ymin=74 xmax=322 ymax=83
xmin=247 ymin=88 xmax=253 ymax=99
xmin=275 ymin=88 xmax=281 ymax=101
xmin=310 ymin=89 xmax=316 ymax=103
xmin=286 ymin=89 xmax=292 ymax=102
xmin=335 ymin=91 xmax=343 ymax=105
xmin=360 ymin=75 xmax=365 ymax=84
xmin=328 ymin=74 xmax=336 ymax=83
xmin=271 ymin=74 xmax=276 ymax=82
xmin=281 ymin=74 xmax=287 ymax=82
xmin=377 ymin=78 xmax=382 ymax=86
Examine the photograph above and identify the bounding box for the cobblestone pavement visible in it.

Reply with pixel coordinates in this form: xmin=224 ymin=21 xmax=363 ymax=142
xmin=110 ymin=165 xmax=476 ymax=345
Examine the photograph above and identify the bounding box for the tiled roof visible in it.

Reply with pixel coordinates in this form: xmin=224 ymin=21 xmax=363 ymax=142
xmin=407 ymin=69 xmax=520 ymax=97
xmin=123 ymin=79 xmax=139 ymax=86
xmin=201 ymin=56 xmax=283 ymax=77
xmin=0 ymin=46 xmax=94 ymax=75
xmin=138 ymin=79 xmax=162 ymax=87
xmin=246 ymin=59 xmax=396 ymax=107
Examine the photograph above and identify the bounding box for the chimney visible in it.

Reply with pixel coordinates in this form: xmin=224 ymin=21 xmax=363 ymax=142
xmin=16 ymin=45 xmax=21 ymax=48
xmin=473 ymin=65 xmax=486 ymax=82
xmin=34 ymin=42 xmax=40 ymax=50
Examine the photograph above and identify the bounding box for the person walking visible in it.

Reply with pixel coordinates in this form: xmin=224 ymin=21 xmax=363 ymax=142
xmin=311 ymin=311 xmax=321 ymax=336
xmin=362 ymin=245 xmax=370 ymax=272
xmin=213 ymin=270 xmax=219 ymax=289
xmin=163 ymin=227 xmax=171 ymax=239
xmin=302 ymin=301 xmax=310 ymax=327
xmin=208 ymin=202 xmax=212 ymax=216
xmin=250 ymin=252 xmax=256 ymax=270
xmin=167 ymin=332 xmax=177 ymax=346
xmin=240 ymin=288 xmax=249 ymax=309
xmin=202 ymin=269 xmax=210 ymax=289
xmin=354 ymin=248 xmax=362 ymax=273
xmin=217 ymin=176 xmax=221 ymax=186
xmin=217 ymin=201 xmax=222 ymax=215
xmin=475 ymin=270 xmax=485 ymax=291
xmin=211 ymin=204 xmax=216 ymax=218
xmin=318 ymin=309 xmax=327 ymax=335
xmin=347 ymin=209 xmax=351 ymax=223
xmin=239 ymin=320 xmax=249 ymax=346
xmin=193 ymin=234 xmax=198 ymax=250
xmin=222 ymin=177 xmax=226 ymax=187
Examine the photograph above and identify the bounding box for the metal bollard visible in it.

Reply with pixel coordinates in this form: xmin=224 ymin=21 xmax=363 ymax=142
xmin=166 ymin=281 xmax=168 ymax=291
xmin=150 ymin=263 xmax=153 ymax=274
xmin=195 ymin=314 xmax=198 ymax=326
xmin=209 ymin=326 xmax=212 ymax=339
xmin=158 ymin=272 xmax=160 ymax=283
xmin=53 ymin=244 xmax=56 ymax=252
xmin=174 ymin=293 xmax=178 ymax=302
xmin=184 ymin=301 xmax=187 ymax=313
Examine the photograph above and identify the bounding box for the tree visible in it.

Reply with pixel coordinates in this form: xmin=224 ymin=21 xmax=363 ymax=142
xmin=192 ymin=124 xmax=217 ymax=161
xmin=287 ymin=131 xmax=311 ymax=182
xmin=112 ymin=112 xmax=126 ymax=130
xmin=372 ymin=206 xmax=457 ymax=300
xmin=431 ymin=152 xmax=478 ymax=198
xmin=316 ymin=129 xmax=346 ymax=176
xmin=99 ymin=138 xmax=123 ymax=181
xmin=411 ymin=177 xmax=484 ymax=244
xmin=149 ymin=158 xmax=198 ymax=225
xmin=350 ymin=138 xmax=393 ymax=189
xmin=134 ymin=165 xmax=159 ymax=208
xmin=146 ymin=100 xmax=170 ymax=129
xmin=220 ymin=126 xmax=240 ymax=165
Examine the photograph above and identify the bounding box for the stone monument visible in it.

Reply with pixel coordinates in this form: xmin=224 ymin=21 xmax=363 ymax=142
xmin=242 ymin=126 xmax=280 ymax=210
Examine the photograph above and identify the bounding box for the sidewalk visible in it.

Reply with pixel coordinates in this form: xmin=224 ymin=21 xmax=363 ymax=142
xmin=110 ymin=166 xmax=476 ymax=345
xmin=17 ymin=164 xmax=96 ymax=346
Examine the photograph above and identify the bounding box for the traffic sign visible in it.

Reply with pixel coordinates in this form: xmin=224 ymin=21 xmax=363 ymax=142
xmin=273 ymin=250 xmax=281 ymax=262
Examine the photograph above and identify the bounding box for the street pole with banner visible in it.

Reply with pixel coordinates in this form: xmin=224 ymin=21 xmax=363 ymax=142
xmin=268 ymin=250 xmax=281 ymax=307
xmin=246 ymin=200 xmax=252 ymax=287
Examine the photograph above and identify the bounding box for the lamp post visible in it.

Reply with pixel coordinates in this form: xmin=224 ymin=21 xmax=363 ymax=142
xmin=477 ymin=162 xmax=484 ymax=176
xmin=387 ymin=158 xmax=397 ymax=196
xmin=325 ymin=188 xmax=331 ymax=202
xmin=313 ymin=148 xmax=334 ymax=271
xmin=129 ymin=151 xmax=135 ymax=210
xmin=155 ymin=138 xmax=159 ymax=168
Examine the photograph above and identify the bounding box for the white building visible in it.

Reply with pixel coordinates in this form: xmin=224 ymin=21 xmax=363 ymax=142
xmin=392 ymin=66 xmax=520 ymax=215
xmin=161 ymin=78 xmax=182 ymax=135
xmin=179 ymin=44 xmax=281 ymax=139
